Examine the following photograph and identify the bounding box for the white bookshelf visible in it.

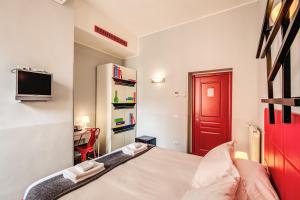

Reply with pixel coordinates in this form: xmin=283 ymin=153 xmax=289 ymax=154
xmin=96 ymin=63 xmax=137 ymax=154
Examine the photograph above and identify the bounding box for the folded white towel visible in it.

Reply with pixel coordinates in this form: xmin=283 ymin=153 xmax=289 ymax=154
xmin=128 ymin=142 xmax=145 ymax=150
xmin=63 ymin=162 xmax=105 ymax=183
xmin=75 ymin=160 xmax=96 ymax=173
xmin=122 ymin=145 xmax=147 ymax=156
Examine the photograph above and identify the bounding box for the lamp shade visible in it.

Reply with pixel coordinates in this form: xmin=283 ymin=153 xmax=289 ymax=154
xmin=234 ymin=151 xmax=249 ymax=160
xmin=81 ymin=116 xmax=90 ymax=124
xmin=271 ymin=0 xmax=299 ymax=22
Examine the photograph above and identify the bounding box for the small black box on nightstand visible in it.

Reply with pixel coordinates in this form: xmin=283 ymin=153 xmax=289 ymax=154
xmin=135 ymin=136 xmax=156 ymax=146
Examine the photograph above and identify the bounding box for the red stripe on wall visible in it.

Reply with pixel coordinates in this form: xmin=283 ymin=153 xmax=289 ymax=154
xmin=94 ymin=25 xmax=128 ymax=47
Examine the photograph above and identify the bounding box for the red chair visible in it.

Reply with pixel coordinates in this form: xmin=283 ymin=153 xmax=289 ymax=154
xmin=75 ymin=128 xmax=100 ymax=161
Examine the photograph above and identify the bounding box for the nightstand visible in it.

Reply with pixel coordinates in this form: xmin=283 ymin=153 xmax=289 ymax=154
xmin=135 ymin=136 xmax=156 ymax=145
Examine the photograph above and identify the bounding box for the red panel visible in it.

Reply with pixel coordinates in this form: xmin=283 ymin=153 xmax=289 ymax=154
xmin=285 ymin=114 xmax=300 ymax=171
xmin=94 ymin=25 xmax=128 ymax=47
xmin=273 ymin=148 xmax=284 ymax=198
xmin=192 ymin=72 xmax=232 ymax=156
xmin=264 ymin=109 xmax=300 ymax=200
xmin=285 ymin=160 xmax=300 ymax=200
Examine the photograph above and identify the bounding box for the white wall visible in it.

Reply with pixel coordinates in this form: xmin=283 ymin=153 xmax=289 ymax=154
xmin=0 ymin=1 xmax=74 ymax=199
xmin=74 ymin=0 xmax=138 ymax=58
xmin=126 ymin=2 xmax=260 ymax=153
xmin=74 ymin=43 xmax=123 ymax=127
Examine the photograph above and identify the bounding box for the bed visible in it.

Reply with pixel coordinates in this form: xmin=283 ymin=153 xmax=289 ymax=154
xmin=25 ymin=147 xmax=201 ymax=200
xmin=24 ymin=142 xmax=280 ymax=200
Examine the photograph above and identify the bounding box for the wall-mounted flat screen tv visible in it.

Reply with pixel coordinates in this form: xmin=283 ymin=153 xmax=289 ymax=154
xmin=16 ymin=69 xmax=52 ymax=101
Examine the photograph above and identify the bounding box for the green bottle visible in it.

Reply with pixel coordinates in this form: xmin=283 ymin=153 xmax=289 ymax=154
xmin=113 ymin=90 xmax=119 ymax=103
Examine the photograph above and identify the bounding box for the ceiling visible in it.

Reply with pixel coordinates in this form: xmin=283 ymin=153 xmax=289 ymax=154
xmin=83 ymin=0 xmax=256 ymax=37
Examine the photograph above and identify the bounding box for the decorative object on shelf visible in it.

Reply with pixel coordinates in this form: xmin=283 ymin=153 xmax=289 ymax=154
xmin=256 ymin=0 xmax=300 ymax=123
xmin=133 ymin=92 xmax=136 ymax=103
xmin=112 ymin=124 xmax=136 ymax=134
xmin=113 ymin=64 xmax=123 ymax=79
xmin=114 ymin=118 xmax=125 ymax=127
xmin=113 ymin=90 xmax=119 ymax=103
xmin=129 ymin=113 xmax=136 ymax=125
xmin=112 ymin=103 xmax=136 ymax=109
xmin=81 ymin=116 xmax=90 ymax=129
xmin=126 ymin=96 xmax=134 ymax=103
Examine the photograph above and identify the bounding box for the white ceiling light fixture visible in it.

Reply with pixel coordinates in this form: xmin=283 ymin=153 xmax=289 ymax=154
xmin=271 ymin=0 xmax=299 ymax=22
xmin=53 ymin=0 xmax=67 ymax=5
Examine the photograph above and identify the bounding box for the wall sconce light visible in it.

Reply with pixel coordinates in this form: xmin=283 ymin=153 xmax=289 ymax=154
xmin=81 ymin=116 xmax=90 ymax=129
xmin=151 ymin=77 xmax=166 ymax=84
xmin=234 ymin=151 xmax=249 ymax=160
xmin=271 ymin=0 xmax=299 ymax=22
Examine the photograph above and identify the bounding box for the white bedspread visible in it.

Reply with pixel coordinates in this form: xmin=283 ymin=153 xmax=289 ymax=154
xmin=60 ymin=147 xmax=201 ymax=200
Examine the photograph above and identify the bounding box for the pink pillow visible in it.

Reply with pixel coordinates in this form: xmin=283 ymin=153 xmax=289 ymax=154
xmin=234 ymin=159 xmax=279 ymax=200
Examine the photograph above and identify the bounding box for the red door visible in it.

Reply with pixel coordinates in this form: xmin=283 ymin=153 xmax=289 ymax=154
xmin=192 ymin=71 xmax=232 ymax=156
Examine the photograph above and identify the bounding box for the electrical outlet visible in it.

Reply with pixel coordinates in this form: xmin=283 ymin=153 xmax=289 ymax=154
xmin=172 ymin=114 xmax=179 ymax=118
xmin=173 ymin=91 xmax=186 ymax=97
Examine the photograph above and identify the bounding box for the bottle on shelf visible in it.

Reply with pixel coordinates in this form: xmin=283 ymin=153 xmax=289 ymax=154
xmin=113 ymin=90 xmax=119 ymax=103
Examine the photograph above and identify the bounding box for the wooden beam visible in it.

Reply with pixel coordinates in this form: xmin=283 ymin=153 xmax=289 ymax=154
xmin=260 ymin=0 xmax=294 ymax=58
xmin=266 ymin=48 xmax=275 ymax=124
xmin=256 ymin=0 xmax=274 ymax=58
xmin=268 ymin=5 xmax=300 ymax=81
xmin=265 ymin=20 xmax=275 ymax=124
xmin=261 ymin=98 xmax=300 ymax=106
xmin=281 ymin=7 xmax=292 ymax=123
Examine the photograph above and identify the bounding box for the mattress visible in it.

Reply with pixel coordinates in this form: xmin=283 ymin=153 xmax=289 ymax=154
xmin=57 ymin=147 xmax=201 ymax=200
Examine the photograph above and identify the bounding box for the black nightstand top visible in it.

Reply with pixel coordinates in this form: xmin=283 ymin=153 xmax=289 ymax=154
xmin=136 ymin=135 xmax=155 ymax=141
xmin=135 ymin=135 xmax=156 ymax=145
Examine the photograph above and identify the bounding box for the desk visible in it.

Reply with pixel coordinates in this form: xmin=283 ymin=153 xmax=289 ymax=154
xmin=74 ymin=129 xmax=100 ymax=157
xmin=74 ymin=129 xmax=88 ymax=142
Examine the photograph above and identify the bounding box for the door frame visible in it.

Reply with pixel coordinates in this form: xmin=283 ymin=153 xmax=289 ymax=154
xmin=187 ymin=68 xmax=232 ymax=154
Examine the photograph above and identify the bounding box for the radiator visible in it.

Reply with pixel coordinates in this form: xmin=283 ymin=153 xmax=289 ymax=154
xmin=248 ymin=124 xmax=261 ymax=162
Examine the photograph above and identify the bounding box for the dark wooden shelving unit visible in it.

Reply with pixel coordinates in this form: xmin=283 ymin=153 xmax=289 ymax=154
xmin=256 ymin=0 xmax=300 ymax=123
xmin=112 ymin=103 xmax=136 ymax=109
xmin=112 ymin=124 xmax=136 ymax=134
xmin=112 ymin=77 xmax=136 ymax=87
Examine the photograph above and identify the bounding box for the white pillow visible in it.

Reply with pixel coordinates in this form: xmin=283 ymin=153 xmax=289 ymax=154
xmin=183 ymin=165 xmax=240 ymax=200
xmin=192 ymin=141 xmax=235 ymax=188
xmin=234 ymin=159 xmax=279 ymax=200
